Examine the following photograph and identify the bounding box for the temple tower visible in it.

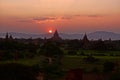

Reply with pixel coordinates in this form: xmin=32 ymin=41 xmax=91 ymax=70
xmin=51 ymin=30 xmax=62 ymax=41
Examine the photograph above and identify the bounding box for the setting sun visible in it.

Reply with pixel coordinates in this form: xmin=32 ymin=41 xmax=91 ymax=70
xmin=49 ymin=30 xmax=53 ymax=33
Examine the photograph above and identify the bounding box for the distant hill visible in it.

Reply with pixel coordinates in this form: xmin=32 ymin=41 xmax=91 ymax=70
xmin=60 ymin=31 xmax=120 ymax=40
xmin=88 ymin=31 xmax=120 ymax=40
xmin=0 ymin=32 xmax=52 ymax=39
xmin=0 ymin=31 xmax=120 ymax=40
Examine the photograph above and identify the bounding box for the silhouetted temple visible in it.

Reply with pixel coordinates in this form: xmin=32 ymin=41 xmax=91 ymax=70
xmin=82 ymin=33 xmax=89 ymax=43
xmin=82 ymin=33 xmax=89 ymax=49
xmin=50 ymin=30 xmax=62 ymax=41
xmin=5 ymin=33 xmax=9 ymax=39
xmin=5 ymin=33 xmax=13 ymax=40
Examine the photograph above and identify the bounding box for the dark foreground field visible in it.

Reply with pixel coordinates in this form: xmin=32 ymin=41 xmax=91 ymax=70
xmin=0 ymin=54 xmax=120 ymax=80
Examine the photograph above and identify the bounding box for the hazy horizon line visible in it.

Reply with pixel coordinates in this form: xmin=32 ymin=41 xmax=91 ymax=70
xmin=0 ymin=30 xmax=120 ymax=34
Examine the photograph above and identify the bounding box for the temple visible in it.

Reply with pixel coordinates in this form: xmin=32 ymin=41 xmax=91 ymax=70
xmin=82 ymin=33 xmax=89 ymax=43
xmin=50 ymin=30 xmax=62 ymax=41
xmin=82 ymin=33 xmax=89 ymax=49
xmin=5 ymin=33 xmax=13 ymax=40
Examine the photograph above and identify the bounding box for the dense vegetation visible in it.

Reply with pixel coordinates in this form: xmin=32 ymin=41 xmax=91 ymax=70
xmin=0 ymin=38 xmax=120 ymax=80
xmin=0 ymin=63 xmax=39 ymax=80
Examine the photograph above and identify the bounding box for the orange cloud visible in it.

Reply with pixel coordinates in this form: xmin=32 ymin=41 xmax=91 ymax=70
xmin=32 ymin=16 xmax=72 ymax=24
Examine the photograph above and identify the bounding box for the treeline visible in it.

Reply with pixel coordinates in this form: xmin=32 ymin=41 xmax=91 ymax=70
xmin=0 ymin=40 xmax=39 ymax=60
xmin=0 ymin=38 xmax=120 ymax=60
xmin=63 ymin=39 xmax=120 ymax=51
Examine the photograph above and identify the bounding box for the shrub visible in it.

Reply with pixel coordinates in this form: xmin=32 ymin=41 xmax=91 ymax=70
xmin=110 ymin=72 xmax=120 ymax=80
xmin=103 ymin=61 xmax=115 ymax=73
xmin=0 ymin=63 xmax=38 ymax=80
xmin=83 ymin=55 xmax=99 ymax=63
xmin=91 ymin=67 xmax=99 ymax=73
xmin=67 ymin=50 xmax=77 ymax=55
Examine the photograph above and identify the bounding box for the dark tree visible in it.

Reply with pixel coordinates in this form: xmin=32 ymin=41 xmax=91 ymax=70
xmin=103 ymin=61 xmax=115 ymax=72
xmin=40 ymin=42 xmax=63 ymax=64
xmin=40 ymin=42 xmax=64 ymax=80
xmin=0 ymin=63 xmax=38 ymax=80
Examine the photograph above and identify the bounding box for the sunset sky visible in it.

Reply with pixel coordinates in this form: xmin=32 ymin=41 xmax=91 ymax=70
xmin=0 ymin=0 xmax=120 ymax=33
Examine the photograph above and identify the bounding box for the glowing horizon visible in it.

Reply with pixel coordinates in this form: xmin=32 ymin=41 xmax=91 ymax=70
xmin=0 ymin=0 xmax=120 ymax=33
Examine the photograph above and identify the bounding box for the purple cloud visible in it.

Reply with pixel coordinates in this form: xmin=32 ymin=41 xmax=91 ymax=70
xmin=33 ymin=17 xmax=56 ymax=21
xmin=75 ymin=14 xmax=104 ymax=17
xmin=18 ymin=20 xmax=32 ymax=23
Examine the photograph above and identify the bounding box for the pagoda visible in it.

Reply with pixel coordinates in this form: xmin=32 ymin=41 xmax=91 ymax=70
xmin=50 ymin=30 xmax=62 ymax=41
